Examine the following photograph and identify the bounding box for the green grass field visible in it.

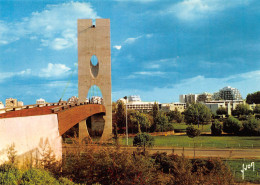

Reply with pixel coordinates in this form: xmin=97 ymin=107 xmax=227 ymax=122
xmin=120 ymin=135 xmax=260 ymax=148
xmin=225 ymin=159 xmax=260 ymax=183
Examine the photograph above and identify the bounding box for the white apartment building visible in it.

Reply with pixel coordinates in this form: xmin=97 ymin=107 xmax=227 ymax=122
xmin=36 ymin=98 xmax=46 ymax=105
xmin=204 ymin=100 xmax=244 ymax=115
xmin=179 ymin=94 xmax=199 ymax=104
xmin=219 ymin=86 xmax=242 ymax=100
xmin=118 ymin=95 xmax=159 ymax=112
xmin=161 ymin=102 xmax=186 ymax=112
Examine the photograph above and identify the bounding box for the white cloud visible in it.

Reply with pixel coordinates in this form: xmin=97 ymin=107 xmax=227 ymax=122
xmin=146 ymin=64 xmax=160 ymax=69
xmin=113 ymin=45 xmax=122 ymax=50
xmin=134 ymin=71 xmax=165 ymax=76
xmin=145 ymin=57 xmax=179 ymax=69
xmin=166 ymin=0 xmax=250 ymax=21
xmin=126 ymin=71 xmax=165 ymax=79
xmin=145 ymin=34 xmax=153 ymax=38
xmin=0 ymin=2 xmax=98 ymax=49
xmin=116 ymin=0 xmax=157 ymax=2
xmin=39 ymin=63 xmax=71 ymax=78
xmin=0 ymin=69 xmax=31 ymax=82
xmin=124 ymin=35 xmax=143 ymax=44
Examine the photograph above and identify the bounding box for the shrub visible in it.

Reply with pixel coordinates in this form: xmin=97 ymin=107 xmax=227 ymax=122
xmin=241 ymin=117 xmax=260 ymax=136
xmin=216 ymin=107 xmax=227 ymax=115
xmin=0 ymin=164 xmax=21 ymax=185
xmin=133 ymin=133 xmax=155 ymax=148
xmin=186 ymin=126 xmax=201 ymax=138
xmin=211 ymin=120 xmax=222 ymax=136
xmin=58 ymin=177 xmax=76 ymax=185
xmin=21 ymin=168 xmax=58 ymax=185
xmin=62 ymin=145 xmax=156 ymax=184
xmin=223 ymin=116 xmax=242 ymax=135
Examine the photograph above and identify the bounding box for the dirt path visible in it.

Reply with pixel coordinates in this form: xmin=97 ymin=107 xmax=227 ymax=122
xmin=124 ymin=147 xmax=260 ymax=159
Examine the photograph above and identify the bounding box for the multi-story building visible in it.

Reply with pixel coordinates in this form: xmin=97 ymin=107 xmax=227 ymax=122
xmin=18 ymin=101 xmax=24 ymax=107
xmin=90 ymin=96 xmax=102 ymax=104
xmin=118 ymin=95 xmax=159 ymax=112
xmin=219 ymin=86 xmax=242 ymax=100
xmin=161 ymin=102 xmax=186 ymax=112
xmin=179 ymin=94 xmax=199 ymax=104
xmin=5 ymin=98 xmax=18 ymax=108
xmin=67 ymin=96 xmax=79 ymax=104
xmin=36 ymin=98 xmax=46 ymax=105
xmin=204 ymin=100 xmax=244 ymax=115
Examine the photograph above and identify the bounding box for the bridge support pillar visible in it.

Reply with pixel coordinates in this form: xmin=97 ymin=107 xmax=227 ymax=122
xmin=78 ymin=19 xmax=112 ymax=142
xmin=79 ymin=120 xmax=89 ymax=143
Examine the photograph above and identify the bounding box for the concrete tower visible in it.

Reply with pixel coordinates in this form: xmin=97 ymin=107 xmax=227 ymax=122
xmin=77 ymin=19 xmax=112 ymax=142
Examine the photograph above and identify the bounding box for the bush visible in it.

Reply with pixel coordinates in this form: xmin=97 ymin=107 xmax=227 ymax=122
xmin=211 ymin=120 xmax=222 ymax=136
xmin=241 ymin=117 xmax=260 ymax=136
xmin=21 ymin=168 xmax=58 ymax=185
xmin=58 ymin=177 xmax=76 ymax=185
xmin=223 ymin=116 xmax=242 ymax=135
xmin=186 ymin=126 xmax=201 ymax=138
xmin=133 ymin=133 xmax=155 ymax=147
xmin=62 ymin=146 xmax=157 ymax=184
xmin=0 ymin=164 xmax=21 ymax=185
xmin=216 ymin=107 xmax=227 ymax=115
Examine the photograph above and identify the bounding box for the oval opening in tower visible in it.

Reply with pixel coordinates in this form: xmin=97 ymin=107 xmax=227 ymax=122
xmin=86 ymin=85 xmax=104 ymax=141
xmin=90 ymin=55 xmax=99 ymax=78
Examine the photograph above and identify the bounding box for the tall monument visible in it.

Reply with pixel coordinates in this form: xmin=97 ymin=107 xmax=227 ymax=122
xmin=77 ymin=19 xmax=112 ymax=142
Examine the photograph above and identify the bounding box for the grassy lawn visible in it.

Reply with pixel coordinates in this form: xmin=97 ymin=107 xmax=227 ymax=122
xmin=224 ymin=159 xmax=260 ymax=183
xmin=172 ymin=123 xmax=212 ymax=132
xmin=120 ymin=135 xmax=260 ymax=148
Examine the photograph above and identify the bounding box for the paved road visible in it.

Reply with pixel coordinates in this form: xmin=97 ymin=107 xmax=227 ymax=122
xmin=123 ymin=147 xmax=260 ymax=159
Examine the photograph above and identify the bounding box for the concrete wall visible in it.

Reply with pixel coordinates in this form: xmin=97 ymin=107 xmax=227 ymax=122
xmin=0 ymin=114 xmax=62 ymax=165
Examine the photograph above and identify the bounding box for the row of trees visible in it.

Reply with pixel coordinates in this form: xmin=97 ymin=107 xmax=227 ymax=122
xmin=216 ymin=104 xmax=260 ymax=119
xmin=211 ymin=116 xmax=260 ymax=136
xmin=115 ymin=101 xmax=175 ymax=135
xmin=115 ymin=99 xmax=260 ymax=136
xmin=246 ymin=91 xmax=260 ymax=104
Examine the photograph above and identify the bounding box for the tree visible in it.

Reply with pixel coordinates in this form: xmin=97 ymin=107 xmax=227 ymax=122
xmin=115 ymin=100 xmax=125 ymax=133
xmin=233 ymin=104 xmax=251 ymax=116
xmin=246 ymin=91 xmax=260 ymax=104
xmin=128 ymin=111 xmax=151 ymax=133
xmin=184 ymin=103 xmax=212 ymax=127
xmin=254 ymin=105 xmax=260 ymax=114
xmin=211 ymin=120 xmax=222 ymax=136
xmin=154 ymin=112 xmax=173 ymax=132
xmin=186 ymin=126 xmax=201 ymax=158
xmin=186 ymin=126 xmax=201 ymax=138
xmin=216 ymin=107 xmax=227 ymax=115
xmin=223 ymin=116 xmax=242 ymax=135
xmin=241 ymin=117 xmax=260 ymax=136
xmin=150 ymin=102 xmax=159 ymax=132
xmin=112 ymin=101 xmax=117 ymax=113
xmin=152 ymin=102 xmax=159 ymax=122
xmin=133 ymin=133 xmax=155 ymax=149
xmin=167 ymin=108 xmax=184 ymax=123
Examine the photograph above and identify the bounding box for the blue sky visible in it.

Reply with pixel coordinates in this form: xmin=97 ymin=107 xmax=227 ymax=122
xmin=0 ymin=0 xmax=259 ymax=105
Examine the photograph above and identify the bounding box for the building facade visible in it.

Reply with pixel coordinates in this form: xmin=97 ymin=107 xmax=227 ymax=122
xmin=161 ymin=102 xmax=186 ymax=112
xmin=179 ymin=94 xmax=199 ymax=104
xmin=5 ymin=98 xmax=18 ymax=108
xmin=219 ymin=86 xmax=242 ymax=100
xmin=204 ymin=100 xmax=244 ymax=115
xmin=36 ymin=98 xmax=46 ymax=105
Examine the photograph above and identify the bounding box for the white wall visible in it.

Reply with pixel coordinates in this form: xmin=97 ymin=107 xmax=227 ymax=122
xmin=0 ymin=114 xmax=62 ymax=164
